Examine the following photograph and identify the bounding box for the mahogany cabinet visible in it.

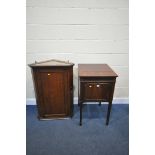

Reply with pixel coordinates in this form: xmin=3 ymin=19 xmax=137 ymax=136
xmin=78 ymin=64 xmax=118 ymax=126
xmin=29 ymin=59 xmax=74 ymax=119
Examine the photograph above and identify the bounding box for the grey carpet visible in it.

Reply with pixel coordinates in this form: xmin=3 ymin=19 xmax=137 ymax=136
xmin=26 ymin=104 xmax=129 ymax=155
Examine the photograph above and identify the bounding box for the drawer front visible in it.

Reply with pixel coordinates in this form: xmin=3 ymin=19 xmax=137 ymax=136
xmin=83 ymin=82 xmax=112 ymax=101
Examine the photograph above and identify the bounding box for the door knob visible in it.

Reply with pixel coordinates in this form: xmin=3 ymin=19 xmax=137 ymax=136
xmin=89 ymin=85 xmax=92 ymax=88
xmin=96 ymin=84 xmax=100 ymax=87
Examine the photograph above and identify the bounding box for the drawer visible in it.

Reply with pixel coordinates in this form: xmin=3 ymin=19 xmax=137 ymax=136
xmin=83 ymin=82 xmax=112 ymax=101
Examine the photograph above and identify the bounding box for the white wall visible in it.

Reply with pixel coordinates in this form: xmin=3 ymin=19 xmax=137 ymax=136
xmin=26 ymin=0 xmax=129 ymax=100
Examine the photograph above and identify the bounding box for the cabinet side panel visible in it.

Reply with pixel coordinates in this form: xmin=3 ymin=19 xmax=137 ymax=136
xmin=30 ymin=68 xmax=43 ymax=117
xmin=67 ymin=67 xmax=74 ymax=116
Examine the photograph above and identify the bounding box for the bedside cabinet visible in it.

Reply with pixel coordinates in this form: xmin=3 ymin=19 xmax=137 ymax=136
xmin=29 ymin=59 xmax=74 ymax=120
xmin=78 ymin=64 xmax=118 ymax=126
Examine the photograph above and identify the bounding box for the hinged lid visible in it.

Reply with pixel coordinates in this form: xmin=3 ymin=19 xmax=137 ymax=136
xmin=29 ymin=59 xmax=74 ymax=67
xmin=78 ymin=64 xmax=118 ymax=77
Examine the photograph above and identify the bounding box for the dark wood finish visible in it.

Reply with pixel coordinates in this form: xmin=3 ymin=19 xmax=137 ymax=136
xmin=29 ymin=59 xmax=74 ymax=119
xmin=78 ymin=64 xmax=118 ymax=77
xmin=78 ymin=64 xmax=118 ymax=126
xmin=106 ymin=101 xmax=112 ymax=125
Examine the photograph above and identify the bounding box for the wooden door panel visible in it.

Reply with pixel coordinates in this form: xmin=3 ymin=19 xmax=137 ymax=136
xmin=37 ymin=71 xmax=66 ymax=117
xmin=83 ymin=82 xmax=112 ymax=100
xmin=100 ymin=83 xmax=112 ymax=100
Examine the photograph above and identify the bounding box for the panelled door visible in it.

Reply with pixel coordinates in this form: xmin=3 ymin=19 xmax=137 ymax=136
xmin=83 ymin=82 xmax=112 ymax=101
xmin=36 ymin=70 xmax=66 ymax=118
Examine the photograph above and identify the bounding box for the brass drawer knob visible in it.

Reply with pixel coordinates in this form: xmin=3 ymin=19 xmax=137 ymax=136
xmin=47 ymin=73 xmax=51 ymax=76
xmin=96 ymin=84 xmax=100 ymax=87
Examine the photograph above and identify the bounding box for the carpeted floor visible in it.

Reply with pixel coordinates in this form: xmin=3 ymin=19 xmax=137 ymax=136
xmin=26 ymin=104 xmax=129 ymax=155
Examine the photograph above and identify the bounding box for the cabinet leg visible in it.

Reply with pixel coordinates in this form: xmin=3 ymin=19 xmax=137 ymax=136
xmin=71 ymin=111 xmax=73 ymax=118
xmin=106 ymin=102 xmax=112 ymax=125
xmin=99 ymin=101 xmax=101 ymax=106
xmin=80 ymin=102 xmax=82 ymax=126
xmin=78 ymin=99 xmax=80 ymax=106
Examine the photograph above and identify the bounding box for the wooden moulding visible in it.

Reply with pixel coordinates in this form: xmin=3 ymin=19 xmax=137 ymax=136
xmin=28 ymin=59 xmax=74 ymax=67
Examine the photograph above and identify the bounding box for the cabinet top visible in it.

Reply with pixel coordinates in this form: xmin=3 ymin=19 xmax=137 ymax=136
xmin=29 ymin=59 xmax=74 ymax=67
xmin=78 ymin=64 xmax=118 ymax=77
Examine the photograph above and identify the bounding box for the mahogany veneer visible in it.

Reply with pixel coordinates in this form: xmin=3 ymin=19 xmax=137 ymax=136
xmin=78 ymin=64 xmax=118 ymax=126
xmin=29 ymin=59 xmax=74 ymax=119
